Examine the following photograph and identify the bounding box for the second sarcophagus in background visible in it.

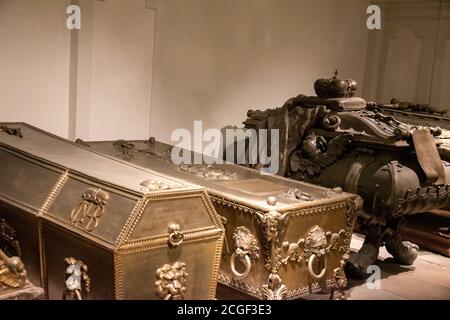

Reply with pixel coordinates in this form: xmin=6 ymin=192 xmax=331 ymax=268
xmin=87 ymin=139 xmax=361 ymax=300
xmin=0 ymin=123 xmax=224 ymax=300
xmin=237 ymin=73 xmax=450 ymax=279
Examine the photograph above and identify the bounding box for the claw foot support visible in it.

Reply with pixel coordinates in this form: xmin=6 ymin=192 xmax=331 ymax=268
xmin=347 ymin=216 xmax=420 ymax=279
xmin=385 ymin=236 xmax=419 ymax=265
xmin=345 ymin=222 xmax=382 ymax=279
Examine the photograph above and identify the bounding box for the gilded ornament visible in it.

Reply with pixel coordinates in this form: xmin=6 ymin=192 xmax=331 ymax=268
xmin=0 ymin=248 xmax=27 ymax=289
xmin=154 ymin=262 xmax=188 ymax=300
xmin=70 ymin=188 xmax=109 ymax=231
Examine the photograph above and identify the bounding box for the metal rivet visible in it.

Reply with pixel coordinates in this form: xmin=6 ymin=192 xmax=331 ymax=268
xmin=333 ymin=187 xmax=343 ymax=194
xmin=267 ymin=196 xmax=277 ymax=206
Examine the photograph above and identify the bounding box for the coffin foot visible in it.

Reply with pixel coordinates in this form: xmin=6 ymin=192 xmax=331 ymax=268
xmin=385 ymin=235 xmax=419 ymax=265
xmin=345 ymin=222 xmax=383 ymax=279
xmin=345 ymin=239 xmax=380 ymax=279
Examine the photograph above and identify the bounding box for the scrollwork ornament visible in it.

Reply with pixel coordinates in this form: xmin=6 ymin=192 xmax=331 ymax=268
xmin=154 ymin=262 xmax=188 ymax=300
xmin=70 ymin=188 xmax=109 ymax=232
xmin=322 ymin=113 xmax=342 ymax=130
xmin=0 ymin=248 xmax=27 ymax=289
xmin=261 ymin=273 xmax=287 ymax=300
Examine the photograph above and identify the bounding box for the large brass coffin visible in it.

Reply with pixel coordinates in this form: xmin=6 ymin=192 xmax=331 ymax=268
xmin=0 ymin=123 xmax=224 ymax=300
xmin=87 ymin=139 xmax=362 ymax=300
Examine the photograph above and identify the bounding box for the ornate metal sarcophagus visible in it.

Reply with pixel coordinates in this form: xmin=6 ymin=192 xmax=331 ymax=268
xmin=367 ymin=99 xmax=449 ymax=130
xmin=0 ymin=123 xmax=224 ymax=300
xmin=366 ymin=100 xmax=450 ymax=163
xmin=239 ymin=72 xmax=450 ymax=278
xmin=86 ymin=139 xmax=361 ymax=300
xmin=364 ymin=101 xmax=450 ymax=252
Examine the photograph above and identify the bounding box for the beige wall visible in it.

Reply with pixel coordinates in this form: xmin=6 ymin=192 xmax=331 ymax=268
xmin=0 ymin=0 xmax=71 ymax=137
xmin=75 ymin=0 xmax=155 ymax=141
xmin=363 ymin=0 xmax=450 ymax=112
xmin=0 ymin=0 xmax=371 ymax=141
xmin=433 ymin=2 xmax=450 ymax=110
xmin=148 ymin=0 xmax=371 ymax=143
xmin=0 ymin=0 xmax=155 ymax=140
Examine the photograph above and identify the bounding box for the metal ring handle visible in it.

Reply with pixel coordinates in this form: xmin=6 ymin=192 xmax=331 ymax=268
xmin=168 ymin=232 xmax=184 ymax=248
xmin=230 ymin=253 xmax=252 ymax=280
xmin=297 ymin=192 xmax=313 ymax=202
xmin=308 ymin=253 xmax=327 ymax=280
xmin=168 ymin=224 xmax=184 ymax=248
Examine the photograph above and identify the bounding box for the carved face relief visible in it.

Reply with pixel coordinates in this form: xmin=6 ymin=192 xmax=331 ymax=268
xmin=262 ymin=211 xmax=282 ymax=241
xmin=302 ymin=134 xmax=327 ymax=161
xmin=304 ymin=226 xmax=327 ymax=257
xmin=232 ymin=227 xmax=260 ymax=262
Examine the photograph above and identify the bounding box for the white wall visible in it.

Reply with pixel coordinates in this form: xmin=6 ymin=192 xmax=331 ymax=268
xmin=363 ymin=0 xmax=450 ymax=112
xmin=0 ymin=0 xmax=71 ymax=137
xmin=0 ymin=0 xmax=372 ymax=141
xmin=0 ymin=0 xmax=155 ymax=140
xmin=75 ymin=0 xmax=155 ymax=141
xmin=147 ymin=0 xmax=371 ymax=143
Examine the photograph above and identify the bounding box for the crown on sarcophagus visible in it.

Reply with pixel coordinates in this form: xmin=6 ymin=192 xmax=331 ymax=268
xmin=314 ymin=70 xmax=358 ymax=99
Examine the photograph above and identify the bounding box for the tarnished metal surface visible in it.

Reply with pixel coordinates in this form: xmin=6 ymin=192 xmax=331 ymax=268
xmin=238 ymin=74 xmax=450 ymax=278
xmin=87 ymin=139 xmax=345 ymax=211
xmin=369 ymin=101 xmax=450 ymax=164
xmin=0 ymin=281 xmax=44 ymax=300
xmin=0 ymin=123 xmax=224 ymax=300
xmin=87 ymin=138 xmax=360 ymax=300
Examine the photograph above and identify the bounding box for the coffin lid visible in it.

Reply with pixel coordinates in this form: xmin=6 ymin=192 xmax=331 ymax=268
xmin=0 ymin=123 xmax=190 ymax=193
xmin=86 ymin=139 xmax=355 ymax=211
xmin=0 ymin=123 xmax=216 ymax=246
